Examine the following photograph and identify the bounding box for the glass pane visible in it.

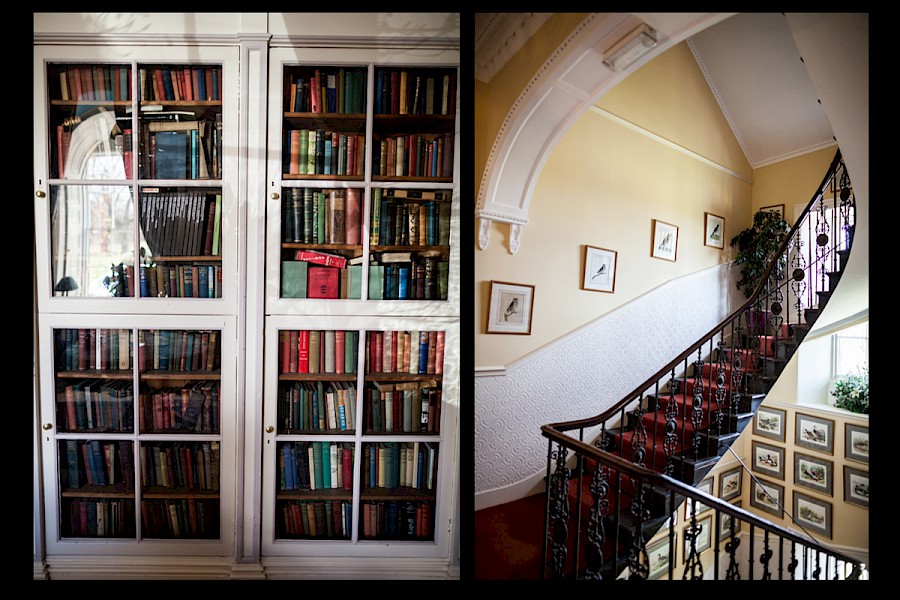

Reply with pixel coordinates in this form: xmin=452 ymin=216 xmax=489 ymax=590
xmin=138 ymin=186 xmax=223 ymax=298
xmin=48 ymin=63 xmax=132 ymax=181
xmin=835 ymin=322 xmax=868 ymax=376
xmin=369 ymin=188 xmax=451 ymax=300
xmin=53 ymin=327 xmax=135 ymax=434
xmin=280 ymin=187 xmax=364 ymax=299
xmin=138 ymin=329 xmax=221 ymax=434
xmin=50 ymin=184 xmax=135 ymax=298
xmin=137 ymin=64 xmax=223 ymax=181
xmin=275 ymin=441 xmax=355 ymax=540
xmin=139 ymin=441 xmax=220 ymax=539
xmin=58 ymin=439 xmax=136 ymax=539
xmin=359 ymin=441 xmax=437 ymax=540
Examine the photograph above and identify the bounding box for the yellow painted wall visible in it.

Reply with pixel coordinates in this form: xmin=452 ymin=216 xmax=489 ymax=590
xmin=475 ymin=13 xmax=588 ymax=208
xmin=752 ymin=146 xmax=838 ymax=221
xmin=476 ymin=40 xmax=753 ymax=367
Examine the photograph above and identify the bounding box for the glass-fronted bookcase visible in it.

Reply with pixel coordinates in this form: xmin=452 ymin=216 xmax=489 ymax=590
xmin=33 ymin=44 xmax=240 ymax=557
xmin=260 ymin=47 xmax=460 ymax=562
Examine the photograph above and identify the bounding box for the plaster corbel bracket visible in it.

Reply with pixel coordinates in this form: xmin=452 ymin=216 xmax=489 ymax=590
xmin=477 ymin=210 xmax=528 ymax=254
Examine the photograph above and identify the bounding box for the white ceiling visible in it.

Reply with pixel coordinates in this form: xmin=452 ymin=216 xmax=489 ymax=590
xmin=475 ymin=12 xmax=837 ymax=169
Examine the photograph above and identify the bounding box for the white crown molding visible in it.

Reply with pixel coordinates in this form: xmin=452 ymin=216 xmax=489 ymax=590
xmin=475 ymin=13 xmax=552 ymax=84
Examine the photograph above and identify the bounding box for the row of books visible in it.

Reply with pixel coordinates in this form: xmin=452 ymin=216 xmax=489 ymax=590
xmin=287 ymin=68 xmax=366 ymax=115
xmin=63 ymin=498 xmax=135 ymax=539
xmin=279 ymin=329 xmax=359 ymax=375
xmin=139 ymin=263 xmax=223 ymax=299
xmin=284 ymin=129 xmax=366 ymax=177
xmin=140 ymin=441 xmax=220 ymax=491
xmin=279 ymin=441 xmax=354 ymax=492
xmin=279 ymin=500 xmax=352 ymax=540
xmin=140 ymin=190 xmax=222 ymax=257
xmin=56 ymin=64 xmax=131 ymax=102
xmin=139 ymin=115 xmax=223 ymax=180
xmin=139 ymin=329 xmax=220 ymax=373
xmin=139 ymin=382 xmax=220 ymax=434
xmin=362 ymin=441 xmax=437 ymax=491
xmin=283 ymin=188 xmax=362 ymax=245
xmin=373 ymin=133 xmax=454 ymax=179
xmin=365 ymin=382 xmax=441 ymax=434
xmin=140 ymin=66 xmax=223 ymax=102
xmin=281 ymin=260 xmax=362 ymax=300
xmin=141 ymin=498 xmax=219 ymax=540
xmin=374 ymin=69 xmax=456 ymax=117
xmin=370 ymin=256 xmax=450 ymax=301
xmin=371 ymin=188 xmax=452 ymax=247
xmin=55 ymin=328 xmax=132 ymax=372
xmin=58 ymin=380 xmax=135 ymax=434
xmin=365 ymin=330 xmax=446 ymax=375
xmin=278 ymin=381 xmax=357 ymax=434
xmin=61 ymin=439 xmax=134 ymax=490
xmin=360 ymin=500 xmax=433 ymax=540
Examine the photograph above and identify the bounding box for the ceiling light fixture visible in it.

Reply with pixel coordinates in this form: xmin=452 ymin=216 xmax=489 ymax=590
xmin=602 ymin=23 xmax=658 ymax=71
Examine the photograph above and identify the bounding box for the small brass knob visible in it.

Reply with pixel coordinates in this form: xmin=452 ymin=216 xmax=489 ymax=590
xmin=43 ymin=423 xmax=53 ymax=430
xmin=265 ymin=426 xmax=275 ymax=433
xmin=36 ymin=190 xmax=46 ymax=198
xmin=271 ymin=192 xmax=280 ymax=200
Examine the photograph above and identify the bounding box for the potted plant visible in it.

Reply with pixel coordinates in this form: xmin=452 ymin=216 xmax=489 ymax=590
xmin=729 ymin=209 xmax=791 ymax=334
xmin=830 ymin=368 xmax=868 ymax=414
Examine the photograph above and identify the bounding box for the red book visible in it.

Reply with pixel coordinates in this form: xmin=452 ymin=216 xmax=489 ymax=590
xmin=294 ymin=250 xmax=347 ymax=269
xmin=205 ymin=68 xmax=214 ymax=101
xmin=153 ymin=68 xmax=165 ymax=101
xmin=435 ymin=331 xmax=445 ymax=374
xmin=297 ymin=330 xmax=310 ymax=373
xmin=182 ymin=67 xmax=193 ymax=100
xmin=334 ymin=330 xmax=345 ymax=374
xmin=192 ymin=68 xmax=201 ymax=102
xmin=345 ymin=188 xmax=361 ymax=244
xmin=70 ymin=67 xmax=83 ymax=101
xmin=347 ymin=135 xmax=356 ymax=176
xmin=289 ymin=129 xmax=300 ymax=174
xmin=374 ymin=332 xmax=383 ymax=373
xmin=428 ymin=331 xmax=437 ymax=374
xmin=342 ymin=448 xmax=352 ymax=490
xmin=307 ymin=266 xmax=339 ymax=299
xmin=123 ymin=128 xmax=133 ymax=179
xmin=391 ymin=331 xmax=399 ymax=373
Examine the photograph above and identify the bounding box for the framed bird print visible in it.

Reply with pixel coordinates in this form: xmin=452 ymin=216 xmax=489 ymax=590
xmin=582 ymin=245 xmax=617 ymax=293
xmin=486 ymin=280 xmax=535 ymax=335
xmin=651 ymin=219 xmax=678 ymax=261
xmin=704 ymin=212 xmax=725 ymax=249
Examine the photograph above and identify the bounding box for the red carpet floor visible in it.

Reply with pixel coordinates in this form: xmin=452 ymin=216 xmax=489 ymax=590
xmin=474 ymin=493 xmax=545 ymax=579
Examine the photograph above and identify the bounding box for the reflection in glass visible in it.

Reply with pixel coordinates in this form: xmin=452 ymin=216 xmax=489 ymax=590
xmin=50 ymin=184 xmax=135 ymax=297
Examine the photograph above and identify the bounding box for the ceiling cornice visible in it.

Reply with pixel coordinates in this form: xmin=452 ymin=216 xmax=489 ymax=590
xmin=475 ymin=13 xmax=552 ymax=83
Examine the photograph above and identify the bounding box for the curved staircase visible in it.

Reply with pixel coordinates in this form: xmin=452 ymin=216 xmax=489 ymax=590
xmin=540 ymin=149 xmax=865 ymax=580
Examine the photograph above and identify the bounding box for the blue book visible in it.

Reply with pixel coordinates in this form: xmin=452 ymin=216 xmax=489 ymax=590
xmin=211 ymin=67 xmax=219 ymax=101
xmin=185 ymin=334 xmax=195 ymax=370
xmin=154 ymin=131 xmax=188 ymax=179
xmin=323 ymin=137 xmax=332 ymax=175
xmin=419 ymin=331 xmax=429 ymax=374
xmin=161 ymin=69 xmax=174 ymax=100
xmin=66 ymin=440 xmax=80 ymax=489
xmin=321 ymin=442 xmax=331 ymax=489
xmin=375 ymin=70 xmax=383 ymax=114
xmin=158 ymin=330 xmax=170 ymax=370
xmin=398 ymin=266 xmax=409 ymax=299
xmin=198 ymin=266 xmax=209 ymax=298
xmin=197 ymin=67 xmax=207 ymax=100
xmin=191 ymin=129 xmax=199 ymax=179
xmin=183 ymin=266 xmax=193 ymax=298
xmin=282 ymin=443 xmax=294 ymax=490
xmin=369 ymin=445 xmax=376 ymax=488
xmin=139 ymin=265 xmax=149 ymax=298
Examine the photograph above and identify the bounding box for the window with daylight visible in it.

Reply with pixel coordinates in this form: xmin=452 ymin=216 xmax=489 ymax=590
xmin=832 ymin=320 xmax=868 ymax=378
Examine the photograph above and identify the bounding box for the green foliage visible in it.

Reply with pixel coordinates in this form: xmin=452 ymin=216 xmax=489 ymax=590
xmin=831 ymin=369 xmax=869 ymax=414
xmin=729 ymin=210 xmax=791 ymax=298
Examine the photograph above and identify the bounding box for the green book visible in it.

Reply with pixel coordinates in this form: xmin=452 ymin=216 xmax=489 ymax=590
xmin=368 ymin=265 xmax=384 ymax=300
xmin=371 ymin=187 xmax=382 ymax=246
xmin=298 ymin=129 xmax=309 ymax=175
xmin=349 ymin=264 xmax=362 ymax=299
xmin=211 ymin=194 xmax=222 ymax=256
xmin=282 ymin=260 xmax=308 ymax=298
xmin=317 ymin=192 xmax=326 ymax=244
xmin=321 ymin=441 xmax=331 ymax=489
xmin=438 ymin=261 xmax=449 ymax=300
